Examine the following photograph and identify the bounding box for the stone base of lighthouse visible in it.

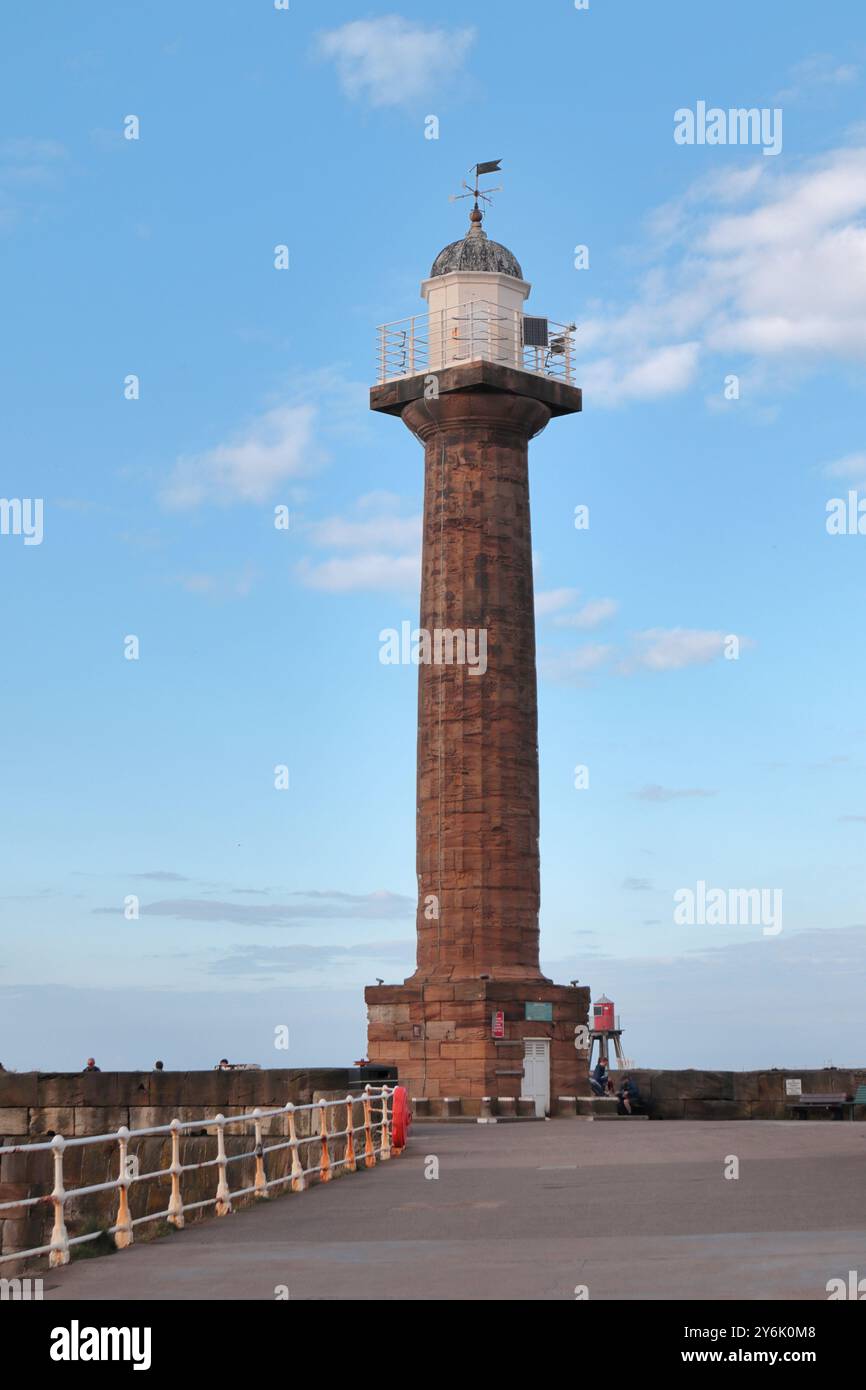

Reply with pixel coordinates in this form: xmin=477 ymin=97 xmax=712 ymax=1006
xmin=365 ymin=979 xmax=590 ymax=1105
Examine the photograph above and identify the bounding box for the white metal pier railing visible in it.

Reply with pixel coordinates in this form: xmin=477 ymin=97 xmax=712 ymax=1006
xmin=0 ymin=1084 xmax=398 ymax=1269
xmin=376 ymin=301 xmax=577 ymax=386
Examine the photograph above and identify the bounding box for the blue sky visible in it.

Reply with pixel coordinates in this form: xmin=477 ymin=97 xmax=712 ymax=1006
xmin=1 ymin=1 xmax=865 ymax=1072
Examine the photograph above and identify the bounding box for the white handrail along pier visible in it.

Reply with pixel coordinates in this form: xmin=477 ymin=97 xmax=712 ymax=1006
xmin=0 ymin=1084 xmax=399 ymax=1269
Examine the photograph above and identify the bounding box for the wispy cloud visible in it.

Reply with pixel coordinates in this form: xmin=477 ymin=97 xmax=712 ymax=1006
xmin=541 ymin=627 xmax=747 ymax=685
xmin=316 ymin=16 xmax=476 ymax=109
xmin=162 ymin=404 xmax=318 ymax=509
xmin=162 ymin=371 xmax=365 ymax=509
xmin=553 ymin=598 xmax=620 ymax=630
xmin=776 ymin=54 xmax=859 ymax=103
xmin=823 ymin=451 xmax=866 ymax=484
xmin=542 ymin=924 xmax=866 ymax=1068
xmin=539 ymin=643 xmax=614 ymax=686
xmin=171 ymin=568 xmax=258 ymax=599
xmin=298 ymin=492 xmax=421 ymax=594
xmin=623 ymin=628 xmax=735 ymax=673
xmin=129 ymin=871 xmax=191 ymax=883
xmin=204 ymin=940 xmax=414 ymax=978
xmin=635 ymin=785 xmax=717 ymax=803
xmin=575 ymin=143 xmax=866 ymax=406
xmin=93 ymin=888 xmax=413 ymax=928
xmin=580 ymin=342 xmax=700 ymax=406
xmin=535 ymin=588 xmax=579 ymax=617
xmin=0 ymin=135 xmax=67 ymax=230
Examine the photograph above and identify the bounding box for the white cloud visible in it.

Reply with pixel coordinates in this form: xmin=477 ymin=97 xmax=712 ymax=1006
xmin=298 ymin=551 xmax=420 ymax=594
xmin=300 ymin=493 xmax=421 ymax=594
xmin=539 ymin=644 xmax=614 ymax=685
xmin=777 ymin=54 xmax=860 ymax=103
xmin=161 ymin=370 xmax=366 ymax=510
xmin=553 ymin=597 xmax=620 ymax=630
xmin=580 ymin=343 xmax=700 ymax=407
xmin=535 ymin=587 xmax=580 ymax=617
xmin=575 ymin=144 xmax=866 ymax=406
xmin=536 ymin=590 xmax=619 ymax=629
xmin=625 ymin=628 xmax=732 ymax=673
xmin=162 ymin=404 xmax=318 ymax=509
xmin=541 ymin=626 xmax=748 ymax=685
xmin=316 ymin=16 xmax=475 ymax=109
xmin=823 ymin=451 xmax=866 ymax=483
xmin=308 ymin=509 xmax=421 ymax=552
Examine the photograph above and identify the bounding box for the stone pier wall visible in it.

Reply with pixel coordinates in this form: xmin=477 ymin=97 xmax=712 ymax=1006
xmin=0 ymin=1069 xmax=374 ymax=1269
xmin=0 ymin=1068 xmax=357 ymax=1145
xmin=598 ymin=1067 xmax=866 ymax=1120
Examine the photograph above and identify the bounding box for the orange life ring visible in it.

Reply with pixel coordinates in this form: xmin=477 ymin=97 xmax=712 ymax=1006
xmin=391 ymin=1086 xmax=411 ymax=1150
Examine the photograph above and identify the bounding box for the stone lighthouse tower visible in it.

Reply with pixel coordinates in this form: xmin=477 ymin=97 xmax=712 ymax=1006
xmin=366 ymin=172 xmax=590 ymax=1112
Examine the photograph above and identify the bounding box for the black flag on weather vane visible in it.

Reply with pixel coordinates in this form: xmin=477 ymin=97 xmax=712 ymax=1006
xmin=474 ymin=160 xmax=502 ymax=176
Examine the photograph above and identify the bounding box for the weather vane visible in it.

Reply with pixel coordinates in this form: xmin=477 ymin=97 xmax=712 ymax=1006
xmin=449 ymin=159 xmax=503 ymax=214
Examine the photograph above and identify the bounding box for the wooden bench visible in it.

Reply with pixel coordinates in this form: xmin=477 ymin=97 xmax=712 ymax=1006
xmin=787 ymin=1091 xmax=855 ymax=1120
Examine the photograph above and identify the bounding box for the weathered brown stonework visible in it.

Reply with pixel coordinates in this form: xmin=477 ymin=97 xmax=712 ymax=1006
xmin=365 ymin=979 xmax=590 ymax=1100
xmin=405 ymin=390 xmax=549 ymax=982
xmin=367 ymin=363 xmax=588 ymax=1103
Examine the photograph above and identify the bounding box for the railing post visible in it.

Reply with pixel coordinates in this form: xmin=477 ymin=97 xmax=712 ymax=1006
xmin=362 ymin=1085 xmax=376 ymax=1168
xmin=167 ymin=1118 xmax=185 ymax=1228
xmin=286 ymin=1103 xmax=306 ymax=1192
xmin=114 ymin=1126 xmax=134 ymax=1250
xmin=409 ymin=315 xmax=415 ymax=376
xmin=253 ymin=1107 xmax=268 ymax=1199
xmin=319 ymin=1100 xmax=332 ymax=1182
xmin=344 ymin=1095 xmax=357 ymax=1173
xmin=48 ymin=1134 xmax=69 ymax=1268
xmin=214 ymin=1114 xmax=232 ymax=1216
xmin=379 ymin=1089 xmax=392 ymax=1162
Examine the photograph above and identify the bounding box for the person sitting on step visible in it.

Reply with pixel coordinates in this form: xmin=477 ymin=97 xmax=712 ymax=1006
xmin=617 ymin=1075 xmax=640 ymax=1115
xmin=590 ymin=1055 xmax=610 ymax=1096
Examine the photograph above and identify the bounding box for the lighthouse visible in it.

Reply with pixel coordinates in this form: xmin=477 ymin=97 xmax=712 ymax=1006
xmin=365 ymin=168 xmax=590 ymax=1114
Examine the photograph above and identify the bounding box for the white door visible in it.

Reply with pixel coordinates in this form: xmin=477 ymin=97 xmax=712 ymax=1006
xmin=521 ymin=1039 xmax=550 ymax=1117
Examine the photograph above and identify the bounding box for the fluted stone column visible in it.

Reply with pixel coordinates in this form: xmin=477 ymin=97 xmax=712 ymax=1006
xmin=403 ymin=392 xmax=549 ymax=982
xmin=365 ymin=358 xmax=588 ymax=1103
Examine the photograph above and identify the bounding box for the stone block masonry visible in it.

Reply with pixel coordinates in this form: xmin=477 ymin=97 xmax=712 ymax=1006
xmin=0 ymin=1068 xmax=363 ymax=1146
xmin=366 ymin=979 xmax=590 ymax=1100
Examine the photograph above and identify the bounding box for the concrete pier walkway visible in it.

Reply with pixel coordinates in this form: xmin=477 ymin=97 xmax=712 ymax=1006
xmin=41 ymin=1120 xmax=866 ymax=1301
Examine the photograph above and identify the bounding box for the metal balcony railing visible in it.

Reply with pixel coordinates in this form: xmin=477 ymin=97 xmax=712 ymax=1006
xmin=377 ymin=301 xmax=577 ymax=386
xmin=0 ymin=1085 xmax=398 ymax=1269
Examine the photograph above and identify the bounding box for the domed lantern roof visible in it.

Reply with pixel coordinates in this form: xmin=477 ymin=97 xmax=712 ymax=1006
xmin=429 ymin=205 xmax=523 ymax=280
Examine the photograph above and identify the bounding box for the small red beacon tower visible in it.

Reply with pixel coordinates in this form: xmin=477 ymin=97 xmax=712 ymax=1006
xmin=593 ymin=995 xmax=615 ymax=1032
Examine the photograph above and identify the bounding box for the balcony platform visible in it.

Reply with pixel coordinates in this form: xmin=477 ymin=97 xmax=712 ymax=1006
xmin=370 ymin=358 xmax=582 ymax=419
